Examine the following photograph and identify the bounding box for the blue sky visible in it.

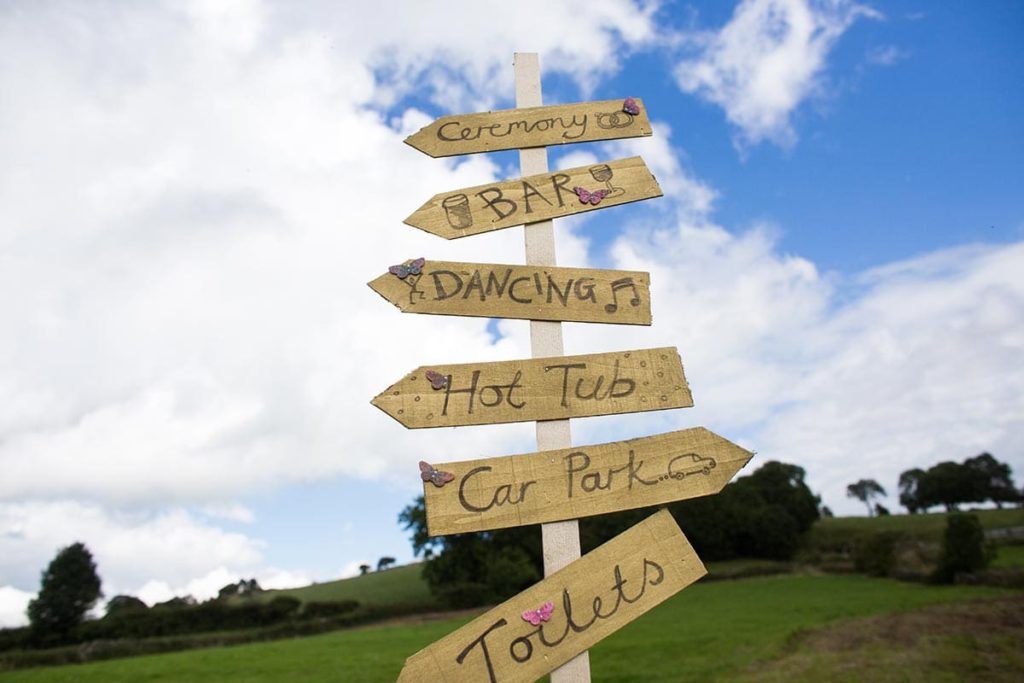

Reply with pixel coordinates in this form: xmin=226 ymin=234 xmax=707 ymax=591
xmin=1 ymin=0 xmax=1022 ymax=626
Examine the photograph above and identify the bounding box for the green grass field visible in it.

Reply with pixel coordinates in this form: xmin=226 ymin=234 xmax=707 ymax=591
xmin=807 ymin=507 xmax=1024 ymax=549
xmin=5 ymin=574 xmax=1017 ymax=682
xmin=991 ymin=543 xmax=1024 ymax=569
xmin=236 ymin=563 xmax=439 ymax=608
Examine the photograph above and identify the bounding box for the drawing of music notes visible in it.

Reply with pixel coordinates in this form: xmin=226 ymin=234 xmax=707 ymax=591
xmin=605 ymin=277 xmax=642 ymax=313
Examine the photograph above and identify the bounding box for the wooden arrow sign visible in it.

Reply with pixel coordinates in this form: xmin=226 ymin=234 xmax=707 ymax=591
xmin=404 ymin=98 xmax=653 ymax=158
xmin=422 ymin=427 xmax=752 ymax=536
xmin=397 ymin=509 xmax=705 ymax=683
xmin=371 ymin=347 xmax=692 ymax=429
xmin=368 ymin=259 xmax=651 ymax=325
xmin=404 ymin=156 xmax=661 ymax=239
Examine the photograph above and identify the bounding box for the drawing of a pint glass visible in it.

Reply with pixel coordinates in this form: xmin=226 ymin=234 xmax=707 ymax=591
xmin=442 ymin=194 xmax=473 ymax=229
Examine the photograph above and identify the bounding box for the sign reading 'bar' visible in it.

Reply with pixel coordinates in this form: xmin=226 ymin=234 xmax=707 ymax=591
xmin=404 ymin=98 xmax=653 ymax=158
xmin=404 ymin=156 xmax=661 ymax=239
xmin=371 ymin=347 xmax=692 ymax=429
xmin=368 ymin=260 xmax=651 ymax=325
xmin=397 ymin=509 xmax=705 ymax=683
xmin=423 ymin=427 xmax=753 ymax=536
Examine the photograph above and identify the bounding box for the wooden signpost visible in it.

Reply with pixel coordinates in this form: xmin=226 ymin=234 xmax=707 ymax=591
xmin=396 ymin=509 xmax=705 ymax=683
xmin=404 ymin=99 xmax=653 ymax=158
xmin=371 ymin=347 xmax=692 ymax=429
xmin=370 ymin=53 xmax=754 ymax=683
xmin=403 ymin=156 xmax=662 ymax=239
xmin=368 ymin=259 xmax=651 ymax=325
xmin=423 ymin=427 xmax=753 ymax=536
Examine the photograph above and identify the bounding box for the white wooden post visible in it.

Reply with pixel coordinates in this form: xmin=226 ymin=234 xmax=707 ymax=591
xmin=514 ymin=51 xmax=592 ymax=683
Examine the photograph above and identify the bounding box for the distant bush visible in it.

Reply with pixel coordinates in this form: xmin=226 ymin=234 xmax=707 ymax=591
xmin=934 ymin=513 xmax=993 ymax=583
xmin=853 ymin=532 xmax=903 ymax=577
xmin=301 ymin=600 xmax=358 ymax=619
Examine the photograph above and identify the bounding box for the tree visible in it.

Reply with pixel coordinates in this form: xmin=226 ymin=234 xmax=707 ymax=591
xmin=898 ymin=468 xmax=927 ymax=513
xmin=846 ymin=479 xmax=887 ymax=516
xmin=925 ymin=461 xmax=973 ymax=511
xmin=963 ymin=453 xmax=1020 ymax=508
xmin=27 ymin=542 xmax=102 ymax=644
xmin=358 ymin=564 xmax=371 ymax=576
xmin=216 ymin=578 xmax=261 ymax=600
xmin=377 ymin=556 xmax=395 ymax=572
xmin=104 ymin=595 xmax=147 ymax=617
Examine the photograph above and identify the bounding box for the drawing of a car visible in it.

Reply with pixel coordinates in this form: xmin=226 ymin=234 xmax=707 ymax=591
xmin=667 ymin=453 xmax=717 ymax=479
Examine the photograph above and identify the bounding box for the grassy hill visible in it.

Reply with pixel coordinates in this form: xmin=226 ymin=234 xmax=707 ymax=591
xmin=235 ymin=563 xmax=439 ymax=609
xmin=5 ymin=574 xmax=1018 ymax=682
xmin=808 ymin=507 xmax=1024 ymax=547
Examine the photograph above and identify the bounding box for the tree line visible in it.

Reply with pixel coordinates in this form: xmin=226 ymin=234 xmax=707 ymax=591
xmin=847 ymin=452 xmax=1020 ymax=516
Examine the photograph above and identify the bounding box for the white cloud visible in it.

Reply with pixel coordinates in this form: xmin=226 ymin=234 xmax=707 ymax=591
xmin=1 ymin=0 xmax=1021 ymax=610
xmin=674 ymin=0 xmax=880 ymax=147
xmin=0 ymin=586 xmax=33 ymax=629
xmin=0 ymin=0 xmax=652 ymax=508
xmin=0 ymin=502 xmax=263 ymax=598
xmin=567 ymin=212 xmax=1024 ymax=514
xmin=865 ymin=44 xmax=909 ymax=66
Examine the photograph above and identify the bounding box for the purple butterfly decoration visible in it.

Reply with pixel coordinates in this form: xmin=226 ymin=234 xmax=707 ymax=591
xmin=573 ymin=187 xmax=610 ymax=206
xmin=522 ymin=602 xmax=554 ymax=626
xmin=424 ymin=370 xmax=448 ymax=390
xmin=419 ymin=461 xmax=455 ymax=488
xmin=622 ymin=97 xmax=640 ymax=116
xmin=389 ymin=257 xmax=426 ymax=280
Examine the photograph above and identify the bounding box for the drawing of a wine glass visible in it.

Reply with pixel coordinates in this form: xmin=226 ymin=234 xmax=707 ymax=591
xmin=589 ymin=164 xmax=625 ymax=198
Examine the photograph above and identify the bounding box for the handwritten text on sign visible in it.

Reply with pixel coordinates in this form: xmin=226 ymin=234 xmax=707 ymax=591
xmin=404 ymin=156 xmax=661 ymax=239
xmin=396 ymin=509 xmax=705 ymax=683
xmin=371 ymin=347 xmax=692 ymax=429
xmin=404 ymin=98 xmax=653 ymax=158
xmin=423 ymin=427 xmax=752 ymax=536
xmin=368 ymin=260 xmax=651 ymax=325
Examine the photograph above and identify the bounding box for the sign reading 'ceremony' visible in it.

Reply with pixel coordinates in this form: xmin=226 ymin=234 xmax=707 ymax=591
xmin=371 ymin=347 xmax=692 ymax=429
xmin=422 ymin=427 xmax=753 ymax=536
xmin=404 ymin=156 xmax=662 ymax=239
xmin=404 ymin=99 xmax=653 ymax=158
xmin=368 ymin=259 xmax=652 ymax=325
xmin=396 ymin=510 xmax=705 ymax=683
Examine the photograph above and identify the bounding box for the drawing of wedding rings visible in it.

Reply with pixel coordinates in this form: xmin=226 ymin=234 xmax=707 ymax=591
xmin=595 ymin=110 xmax=635 ymax=129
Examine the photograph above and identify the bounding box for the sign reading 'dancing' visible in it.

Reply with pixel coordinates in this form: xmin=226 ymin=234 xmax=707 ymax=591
xmin=404 ymin=156 xmax=661 ymax=239
xmin=371 ymin=347 xmax=692 ymax=429
xmin=404 ymin=99 xmax=653 ymax=158
xmin=396 ymin=509 xmax=705 ymax=683
xmin=368 ymin=259 xmax=651 ymax=325
xmin=422 ymin=427 xmax=753 ymax=536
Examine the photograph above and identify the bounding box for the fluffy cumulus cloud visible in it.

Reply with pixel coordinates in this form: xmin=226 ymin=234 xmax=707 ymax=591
xmin=0 ymin=0 xmax=659 ymax=625
xmin=674 ymin=0 xmax=880 ymax=146
xmin=554 ymin=126 xmax=1024 ymax=512
xmin=2 ymin=0 xmax=1022 ymax=629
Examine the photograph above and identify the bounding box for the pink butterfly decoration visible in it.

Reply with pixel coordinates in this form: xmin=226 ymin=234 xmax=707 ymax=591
xmin=573 ymin=187 xmax=610 ymax=206
xmin=622 ymin=97 xmax=640 ymax=115
xmin=389 ymin=257 xmax=426 ymax=279
xmin=522 ymin=602 xmax=554 ymax=626
xmin=424 ymin=370 xmax=448 ymax=390
xmin=419 ymin=461 xmax=455 ymax=488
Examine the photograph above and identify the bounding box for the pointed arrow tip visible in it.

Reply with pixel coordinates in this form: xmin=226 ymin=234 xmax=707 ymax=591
xmin=403 ymin=129 xmax=435 ymax=158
